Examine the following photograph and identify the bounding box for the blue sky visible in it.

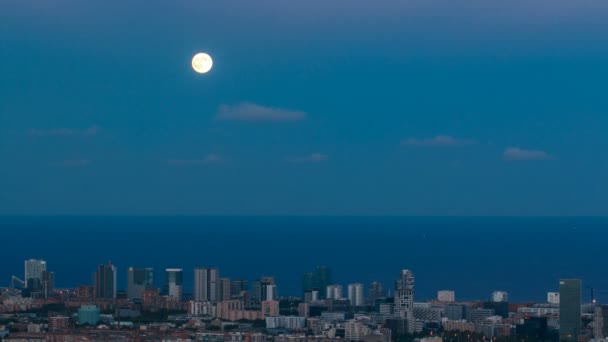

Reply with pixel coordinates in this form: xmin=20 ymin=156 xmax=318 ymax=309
xmin=1 ymin=0 xmax=608 ymax=215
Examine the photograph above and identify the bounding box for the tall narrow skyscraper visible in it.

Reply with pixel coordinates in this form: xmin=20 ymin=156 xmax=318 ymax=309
xmin=348 ymin=283 xmax=364 ymax=306
xmin=24 ymin=259 xmax=47 ymax=288
xmin=220 ymin=278 xmax=232 ymax=301
xmin=165 ymin=269 xmax=183 ymax=301
xmin=560 ymin=279 xmax=582 ymax=341
xmin=41 ymin=271 xmax=55 ymax=299
xmin=394 ymin=269 xmax=415 ymax=334
xmin=127 ymin=267 xmax=154 ymax=300
xmin=194 ymin=268 xmax=220 ymax=302
xmin=266 ymin=284 xmax=278 ymax=301
xmin=95 ymin=262 xmax=117 ymax=299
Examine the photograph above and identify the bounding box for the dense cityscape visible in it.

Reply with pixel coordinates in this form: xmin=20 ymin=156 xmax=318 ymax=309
xmin=0 ymin=260 xmax=601 ymax=342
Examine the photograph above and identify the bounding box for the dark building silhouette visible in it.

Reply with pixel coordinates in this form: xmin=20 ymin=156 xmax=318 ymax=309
xmin=302 ymin=265 xmax=331 ymax=299
xmin=95 ymin=262 xmax=117 ymax=299
xmin=517 ymin=316 xmax=548 ymax=340
xmin=483 ymin=301 xmax=509 ymax=318
xmin=560 ymin=279 xmax=582 ymax=341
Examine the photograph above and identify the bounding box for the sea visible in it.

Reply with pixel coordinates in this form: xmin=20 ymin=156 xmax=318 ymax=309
xmin=1 ymin=216 xmax=607 ymax=303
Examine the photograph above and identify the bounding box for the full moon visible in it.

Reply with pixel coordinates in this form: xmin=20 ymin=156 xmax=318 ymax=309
xmin=192 ymin=52 xmax=213 ymax=74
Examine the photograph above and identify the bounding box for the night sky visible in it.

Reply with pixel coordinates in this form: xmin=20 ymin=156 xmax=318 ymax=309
xmin=2 ymin=0 xmax=608 ymax=215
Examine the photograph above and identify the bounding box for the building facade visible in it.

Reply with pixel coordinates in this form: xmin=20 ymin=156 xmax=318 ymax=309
xmin=559 ymin=279 xmax=582 ymax=341
xmin=95 ymin=262 xmax=117 ymax=299
xmin=165 ymin=268 xmax=183 ymax=301
xmin=348 ymin=283 xmax=365 ymax=306
xmin=327 ymin=285 xmax=344 ymax=300
xmin=127 ymin=267 xmax=154 ymax=300
xmin=24 ymin=259 xmax=47 ymax=288
xmin=194 ymin=267 xmax=220 ymax=302
xmin=394 ymin=269 xmax=415 ymax=334
xmin=437 ymin=290 xmax=455 ymax=303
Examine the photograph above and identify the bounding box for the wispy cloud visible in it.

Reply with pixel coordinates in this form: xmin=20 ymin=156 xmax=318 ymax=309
xmin=167 ymin=154 xmax=222 ymax=166
xmin=217 ymin=102 xmax=306 ymax=122
xmin=60 ymin=159 xmax=90 ymax=167
xmin=401 ymin=135 xmax=475 ymax=147
xmin=287 ymin=153 xmax=328 ymax=163
xmin=503 ymin=147 xmax=552 ymax=161
xmin=28 ymin=125 xmax=99 ymax=137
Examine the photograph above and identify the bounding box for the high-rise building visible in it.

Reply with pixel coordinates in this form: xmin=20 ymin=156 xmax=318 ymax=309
xmin=41 ymin=271 xmax=55 ymax=299
xmin=220 ymin=278 xmax=232 ymax=301
xmin=369 ymin=281 xmax=385 ymax=303
xmin=266 ymin=284 xmax=278 ymax=301
xmin=348 ymin=283 xmax=364 ymax=306
xmin=194 ymin=268 xmax=220 ymax=302
xmin=252 ymin=277 xmax=275 ymax=305
xmin=594 ymin=306 xmax=604 ymax=340
xmin=394 ymin=269 xmax=415 ymax=334
xmin=438 ymin=290 xmax=455 ymax=302
xmin=491 ymin=291 xmax=509 ymax=303
xmin=127 ymin=267 xmax=154 ymax=300
xmin=303 ymin=272 xmax=315 ymax=294
xmin=165 ymin=268 xmax=183 ymax=301
xmin=326 ymin=285 xmax=343 ymax=300
xmin=231 ymin=279 xmax=248 ymax=298
xmin=548 ymin=292 xmax=560 ymax=305
xmin=302 ymin=266 xmax=331 ymax=299
xmin=95 ymin=262 xmax=117 ymax=299
xmin=24 ymin=259 xmax=47 ymax=288
xmin=560 ymin=279 xmax=582 ymax=341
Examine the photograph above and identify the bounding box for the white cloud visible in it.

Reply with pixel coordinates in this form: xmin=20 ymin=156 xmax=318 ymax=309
xmin=28 ymin=125 xmax=99 ymax=137
xmin=167 ymin=154 xmax=222 ymax=166
xmin=217 ymin=102 xmax=306 ymax=122
xmin=503 ymin=147 xmax=552 ymax=161
xmin=401 ymin=135 xmax=475 ymax=147
xmin=287 ymin=153 xmax=328 ymax=163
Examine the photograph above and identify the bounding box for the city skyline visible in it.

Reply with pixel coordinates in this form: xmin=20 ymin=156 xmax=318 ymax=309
xmin=3 ymin=258 xmax=595 ymax=306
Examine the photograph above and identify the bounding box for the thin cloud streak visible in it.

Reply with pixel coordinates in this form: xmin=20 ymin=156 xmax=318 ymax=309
xmin=28 ymin=125 xmax=99 ymax=137
xmin=503 ymin=147 xmax=552 ymax=161
xmin=217 ymin=102 xmax=306 ymax=122
xmin=401 ymin=135 xmax=476 ymax=147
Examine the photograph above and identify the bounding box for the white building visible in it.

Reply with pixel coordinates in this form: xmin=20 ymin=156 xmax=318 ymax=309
xmin=548 ymin=292 xmax=560 ymax=305
xmin=345 ymin=320 xmax=372 ymax=341
xmin=491 ymin=291 xmax=509 ymax=302
xmin=348 ymin=283 xmax=364 ymax=306
xmin=24 ymin=259 xmax=47 ymax=287
xmin=265 ymin=316 xmax=306 ymax=329
xmin=166 ymin=268 xmax=183 ymax=301
xmin=518 ymin=306 xmax=560 ymax=316
xmin=437 ymin=290 xmax=455 ymax=302
xmin=189 ymin=301 xmax=216 ymax=317
xmin=327 ymin=285 xmax=343 ymax=300
xmin=266 ymin=284 xmax=278 ymax=301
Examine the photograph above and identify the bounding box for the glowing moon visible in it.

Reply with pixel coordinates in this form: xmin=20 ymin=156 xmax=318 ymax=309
xmin=192 ymin=52 xmax=213 ymax=74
